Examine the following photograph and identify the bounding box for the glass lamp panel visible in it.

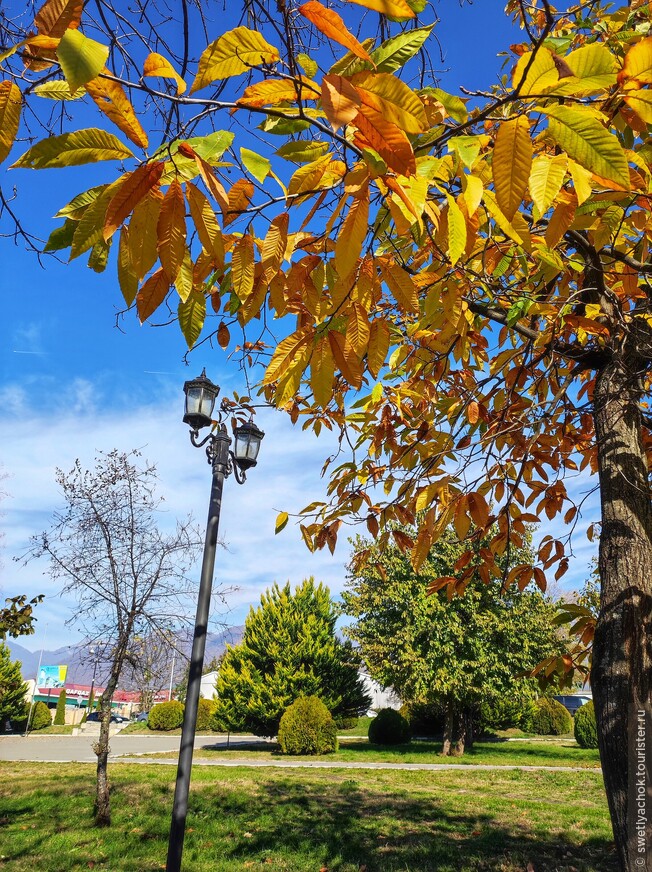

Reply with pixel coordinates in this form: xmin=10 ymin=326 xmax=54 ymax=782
xmin=198 ymin=387 xmax=216 ymax=419
xmin=185 ymin=387 xmax=203 ymax=417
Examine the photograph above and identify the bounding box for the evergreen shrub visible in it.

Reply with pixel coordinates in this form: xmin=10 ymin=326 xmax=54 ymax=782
xmin=368 ymin=708 xmax=411 ymax=745
xmin=196 ymin=698 xmax=216 ymax=732
xmin=277 ymin=696 xmax=338 ymax=755
xmin=53 ymin=689 xmax=67 ymax=726
xmin=148 ymin=700 xmax=184 ymax=731
xmin=479 ymin=695 xmax=537 ymax=732
xmin=530 ymin=697 xmax=573 ymax=735
xmin=574 ymin=701 xmax=598 ymax=749
xmin=29 ymin=701 xmax=52 ymax=731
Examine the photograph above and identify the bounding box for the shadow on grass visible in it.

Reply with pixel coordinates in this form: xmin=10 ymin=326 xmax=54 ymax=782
xmin=183 ymin=776 xmax=617 ymax=872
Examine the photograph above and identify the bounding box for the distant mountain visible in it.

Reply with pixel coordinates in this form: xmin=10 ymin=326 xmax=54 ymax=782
xmin=6 ymin=625 xmax=244 ymax=687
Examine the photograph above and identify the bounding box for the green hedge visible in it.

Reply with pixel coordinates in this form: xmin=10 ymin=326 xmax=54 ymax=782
xmin=278 ymin=696 xmax=338 ymax=755
xmin=368 ymin=708 xmax=411 ymax=745
xmin=479 ymin=696 xmax=537 ymax=733
xmin=574 ymin=700 xmax=598 ymax=749
xmin=148 ymin=700 xmax=184 ymax=731
xmin=530 ymin=697 xmax=573 ymax=735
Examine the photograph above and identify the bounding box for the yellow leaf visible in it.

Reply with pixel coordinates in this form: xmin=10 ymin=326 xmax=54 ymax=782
xmin=70 ymin=177 xmax=124 ymax=260
xmin=11 ymin=127 xmax=133 ymax=169
xmin=264 ymin=329 xmax=313 ymax=384
xmin=103 ymin=161 xmax=164 ymax=241
xmin=232 ymin=233 xmax=255 ymax=302
xmin=367 ymin=319 xmax=390 ymax=378
xmin=335 ymin=184 xmax=369 ymax=278
xmin=347 ymin=0 xmax=415 ymax=18
xmin=287 ymin=155 xmax=331 ymax=198
xmin=623 ymin=87 xmax=652 ymax=124
xmin=85 ymin=70 xmax=148 ymax=148
xmin=379 ymin=259 xmax=419 ymax=313
xmin=0 ymin=81 xmax=21 ymax=164
xmin=445 ymin=194 xmax=466 ymax=266
xmin=512 ymin=47 xmax=558 ymax=96
xmin=34 ymin=0 xmax=83 ymax=37
xmin=351 ymin=71 xmax=428 ymax=133
xmin=178 ymin=289 xmax=206 ymax=348
xmin=310 ymin=336 xmax=335 ymax=406
xmin=299 ymin=1 xmax=373 ymax=64
xmin=185 ymin=182 xmax=224 ymax=266
xmin=619 ymin=36 xmax=652 ymax=85
xmin=237 ymin=77 xmax=317 ymax=107
xmin=275 ymin=511 xmax=289 ymax=534
xmin=224 ymin=179 xmax=254 ymax=226
xmin=321 ymin=74 xmax=361 ymax=132
xmin=143 ymin=52 xmax=186 ymax=94
xmin=157 ymin=179 xmax=186 ymax=281
xmin=550 ymin=43 xmax=617 ymax=95
xmin=543 ymin=105 xmax=629 ymax=190
xmin=567 ymin=158 xmax=593 ymax=206
xmin=117 ymin=226 xmax=138 ymax=306
xmin=492 ymin=116 xmax=532 ymax=221
xmin=128 ymin=189 xmax=163 ymax=279
xmin=174 ymin=249 xmax=194 ymax=303
xmin=262 ymin=213 xmax=289 ymax=284
xmin=346 ymin=302 xmax=371 ymax=356
xmin=463 ymin=174 xmax=483 ymax=217
xmin=136 ymin=267 xmax=170 ymax=322
xmin=529 ymin=154 xmax=567 ymax=215
xmin=191 ymin=27 xmax=280 ymax=93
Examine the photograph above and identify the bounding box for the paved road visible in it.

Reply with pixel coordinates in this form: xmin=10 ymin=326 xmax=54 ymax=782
xmin=0 ymin=732 xmax=267 ymax=763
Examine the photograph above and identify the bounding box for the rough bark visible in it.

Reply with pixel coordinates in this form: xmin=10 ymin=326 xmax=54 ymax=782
xmin=93 ymin=639 xmax=129 ymax=827
xmin=592 ymin=358 xmax=652 ymax=871
xmin=441 ymin=699 xmax=467 ymax=756
xmin=441 ymin=698 xmax=454 ymax=756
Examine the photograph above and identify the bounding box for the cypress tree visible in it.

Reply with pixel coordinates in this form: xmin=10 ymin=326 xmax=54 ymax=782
xmin=214 ymin=578 xmax=370 ymax=737
xmin=53 ymin=688 xmax=67 ymax=725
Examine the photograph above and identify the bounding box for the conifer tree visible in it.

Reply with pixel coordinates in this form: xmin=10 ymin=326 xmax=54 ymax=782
xmin=214 ymin=578 xmax=370 ymax=737
xmin=53 ymin=688 xmax=67 ymax=726
xmin=0 ymin=643 xmax=28 ymax=731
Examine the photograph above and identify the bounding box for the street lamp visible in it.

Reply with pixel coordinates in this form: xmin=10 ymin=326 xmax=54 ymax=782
xmin=166 ymin=371 xmax=264 ymax=872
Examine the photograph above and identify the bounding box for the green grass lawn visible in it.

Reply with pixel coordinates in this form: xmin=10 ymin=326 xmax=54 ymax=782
xmin=0 ymin=761 xmax=615 ymax=871
xmin=119 ymin=717 xmax=375 ymax=737
xmin=151 ymin=737 xmax=601 ymax=769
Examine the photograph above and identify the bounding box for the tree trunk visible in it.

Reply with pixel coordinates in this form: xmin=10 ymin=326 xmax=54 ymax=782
xmin=592 ymin=358 xmax=652 ymax=871
xmin=451 ymin=708 xmax=466 ymax=757
xmin=93 ymin=641 xmax=129 ymax=827
xmin=441 ymin=698 xmax=455 ymax=756
xmin=464 ymin=708 xmax=475 ymax=751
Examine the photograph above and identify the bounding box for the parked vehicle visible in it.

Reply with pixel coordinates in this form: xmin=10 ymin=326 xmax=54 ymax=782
xmin=134 ymin=711 xmax=149 ymax=723
xmin=553 ymin=694 xmax=592 ymax=716
xmin=86 ymin=712 xmax=130 ymax=724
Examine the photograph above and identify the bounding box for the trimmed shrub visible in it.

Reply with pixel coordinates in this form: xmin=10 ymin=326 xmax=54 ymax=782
xmin=148 ymin=700 xmax=184 ymax=731
xmin=368 ymin=708 xmax=411 ymax=745
xmin=196 ymin=698 xmax=217 ymax=732
xmin=29 ymin=701 xmax=52 ymax=731
xmin=278 ymin=696 xmax=338 ymax=756
xmin=479 ymin=695 xmax=537 ymax=733
xmin=334 ymin=715 xmax=358 ymax=731
xmin=574 ymin=700 xmax=598 ymax=749
xmin=530 ymin=697 xmax=573 ymax=735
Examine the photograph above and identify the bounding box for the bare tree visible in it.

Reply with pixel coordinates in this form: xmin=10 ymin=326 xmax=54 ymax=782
xmin=25 ymin=450 xmax=204 ymax=826
xmin=123 ymin=629 xmax=181 ymax=711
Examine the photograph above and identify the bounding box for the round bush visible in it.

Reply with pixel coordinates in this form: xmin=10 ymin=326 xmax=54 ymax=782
xmin=530 ymin=697 xmax=573 ymax=735
xmin=368 ymin=708 xmax=411 ymax=745
xmin=29 ymin=701 xmax=52 ymax=731
xmin=334 ymin=715 xmax=358 ymax=731
xmin=278 ymin=696 xmax=338 ymax=756
xmin=196 ymin=698 xmax=217 ymax=732
xmin=148 ymin=700 xmax=184 ymax=731
xmin=574 ymin=700 xmax=598 ymax=749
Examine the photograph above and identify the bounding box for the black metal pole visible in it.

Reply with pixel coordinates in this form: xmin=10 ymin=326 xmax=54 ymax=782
xmin=166 ymin=428 xmax=231 ymax=872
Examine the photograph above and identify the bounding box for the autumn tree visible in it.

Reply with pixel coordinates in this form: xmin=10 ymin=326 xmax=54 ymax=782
xmin=3 ymin=0 xmax=652 ymax=864
xmin=343 ymin=529 xmax=562 ymax=755
xmin=214 ymin=578 xmax=370 ymax=736
xmin=24 ymin=450 xmax=202 ymax=825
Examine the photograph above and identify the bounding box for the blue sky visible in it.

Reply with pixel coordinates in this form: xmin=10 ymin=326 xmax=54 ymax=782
xmin=0 ymin=1 xmax=598 ymax=655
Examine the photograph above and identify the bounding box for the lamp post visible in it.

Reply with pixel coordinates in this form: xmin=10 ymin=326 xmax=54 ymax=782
xmin=166 ymin=370 xmax=264 ymax=872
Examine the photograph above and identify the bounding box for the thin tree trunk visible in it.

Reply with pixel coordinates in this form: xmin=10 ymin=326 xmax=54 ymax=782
xmin=451 ymin=708 xmax=466 ymax=757
xmin=94 ymin=666 xmax=119 ymax=826
xmin=592 ymin=359 xmax=652 ymax=871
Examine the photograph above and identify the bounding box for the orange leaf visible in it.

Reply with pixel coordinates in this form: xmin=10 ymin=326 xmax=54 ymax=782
xmin=328 ymin=330 xmax=362 ymax=389
xmin=353 ymin=105 xmax=415 ymax=176
xmin=467 ymin=492 xmax=490 ymax=529
xmin=224 ymin=179 xmax=254 ymax=226
xmin=217 ymin=321 xmax=230 ymax=348
xmin=179 ymin=144 xmax=229 ymax=213
xmin=299 ymin=1 xmax=373 ymax=64
xmin=467 ymin=401 xmax=479 ymax=424
xmin=85 ymin=71 xmax=149 ymax=148
xmin=321 ymin=74 xmax=361 ymax=132
xmin=157 ymin=179 xmax=186 ymax=282
xmin=35 ymin=0 xmax=83 ymax=37
xmin=367 ymin=319 xmax=390 ymax=378
xmin=136 ymin=268 xmax=170 ymax=322
xmin=238 ymin=77 xmax=317 ymax=107
xmin=347 ymin=0 xmax=415 ymax=17
xmin=185 ymin=181 xmax=224 ymax=267
xmin=143 ymin=52 xmax=186 ymax=94
xmin=103 ymin=161 xmax=164 ymax=241
xmin=379 ymin=260 xmax=419 ymax=313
